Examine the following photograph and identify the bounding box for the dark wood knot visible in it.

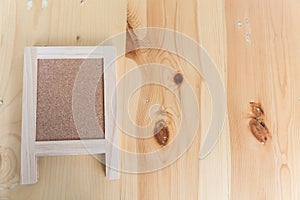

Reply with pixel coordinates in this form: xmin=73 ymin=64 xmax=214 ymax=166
xmin=154 ymin=119 xmax=169 ymax=146
xmin=248 ymin=101 xmax=270 ymax=144
xmin=173 ymin=73 xmax=183 ymax=85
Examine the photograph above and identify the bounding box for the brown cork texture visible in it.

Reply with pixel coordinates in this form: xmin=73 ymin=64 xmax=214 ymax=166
xmin=36 ymin=59 xmax=105 ymax=141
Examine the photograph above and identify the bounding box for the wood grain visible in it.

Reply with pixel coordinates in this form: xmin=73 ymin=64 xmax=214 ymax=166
xmin=226 ymin=0 xmax=300 ymax=199
xmin=126 ymin=0 xmax=229 ymax=200
xmin=35 ymin=140 xmax=106 ymax=156
xmin=0 ymin=0 xmax=126 ymax=199
xmin=2 ymin=0 xmax=300 ymax=199
xmin=197 ymin=0 xmax=230 ymax=199
xmin=21 ymin=47 xmax=38 ymax=184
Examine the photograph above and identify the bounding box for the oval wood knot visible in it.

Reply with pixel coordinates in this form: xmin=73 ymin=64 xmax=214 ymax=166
xmin=154 ymin=120 xmax=169 ymax=146
xmin=248 ymin=101 xmax=270 ymax=144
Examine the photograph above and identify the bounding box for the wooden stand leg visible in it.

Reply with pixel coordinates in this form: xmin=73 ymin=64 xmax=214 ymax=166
xmin=105 ymin=140 xmax=119 ymax=180
xmin=21 ymin=48 xmax=38 ymax=184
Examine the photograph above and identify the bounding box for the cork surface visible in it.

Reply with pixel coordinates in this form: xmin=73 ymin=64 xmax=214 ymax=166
xmin=36 ymin=59 xmax=105 ymax=141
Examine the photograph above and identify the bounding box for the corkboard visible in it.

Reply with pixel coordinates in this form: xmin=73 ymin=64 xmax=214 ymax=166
xmin=36 ymin=58 xmax=105 ymax=141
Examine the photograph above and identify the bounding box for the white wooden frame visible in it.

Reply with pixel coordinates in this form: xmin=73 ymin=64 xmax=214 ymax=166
xmin=21 ymin=46 xmax=119 ymax=184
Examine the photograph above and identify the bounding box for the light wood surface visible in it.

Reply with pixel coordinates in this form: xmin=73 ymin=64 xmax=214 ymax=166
xmin=0 ymin=0 xmax=126 ymax=199
xmin=21 ymin=47 xmax=38 ymax=184
xmin=125 ymin=0 xmax=229 ymax=200
xmin=226 ymin=0 xmax=300 ymax=199
xmin=35 ymin=140 xmax=106 ymax=156
xmin=197 ymin=0 xmax=230 ymax=199
xmin=1 ymin=0 xmax=300 ymax=199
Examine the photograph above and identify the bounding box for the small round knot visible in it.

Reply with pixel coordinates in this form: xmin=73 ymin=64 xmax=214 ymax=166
xmin=173 ymin=73 xmax=183 ymax=85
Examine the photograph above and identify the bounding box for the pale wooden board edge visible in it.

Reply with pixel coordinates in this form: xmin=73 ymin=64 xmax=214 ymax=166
xmin=104 ymin=48 xmax=119 ymax=180
xmin=35 ymin=139 xmax=106 ymax=156
xmin=21 ymin=47 xmax=38 ymax=184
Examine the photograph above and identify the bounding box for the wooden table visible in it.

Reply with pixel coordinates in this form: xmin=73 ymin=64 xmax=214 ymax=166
xmin=0 ymin=0 xmax=300 ymax=199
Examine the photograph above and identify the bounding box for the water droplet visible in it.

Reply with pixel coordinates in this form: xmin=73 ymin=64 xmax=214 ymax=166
xmin=246 ymin=32 xmax=251 ymax=43
xmin=27 ymin=0 xmax=33 ymax=10
xmin=245 ymin=17 xmax=250 ymax=25
xmin=237 ymin=20 xmax=243 ymax=28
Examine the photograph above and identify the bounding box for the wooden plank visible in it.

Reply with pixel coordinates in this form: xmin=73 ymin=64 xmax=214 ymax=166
xmin=226 ymin=0 xmax=300 ymax=199
xmin=6 ymin=0 xmax=300 ymax=199
xmin=104 ymin=47 xmax=119 ymax=180
xmin=0 ymin=0 xmax=22 ymax=190
xmin=21 ymin=47 xmax=38 ymax=184
xmin=197 ymin=0 xmax=230 ymax=199
xmin=35 ymin=140 xmax=106 ymax=156
xmin=0 ymin=0 xmax=127 ymax=199
xmin=126 ymin=0 xmax=229 ymax=200
xmin=35 ymin=46 xmax=116 ymax=59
